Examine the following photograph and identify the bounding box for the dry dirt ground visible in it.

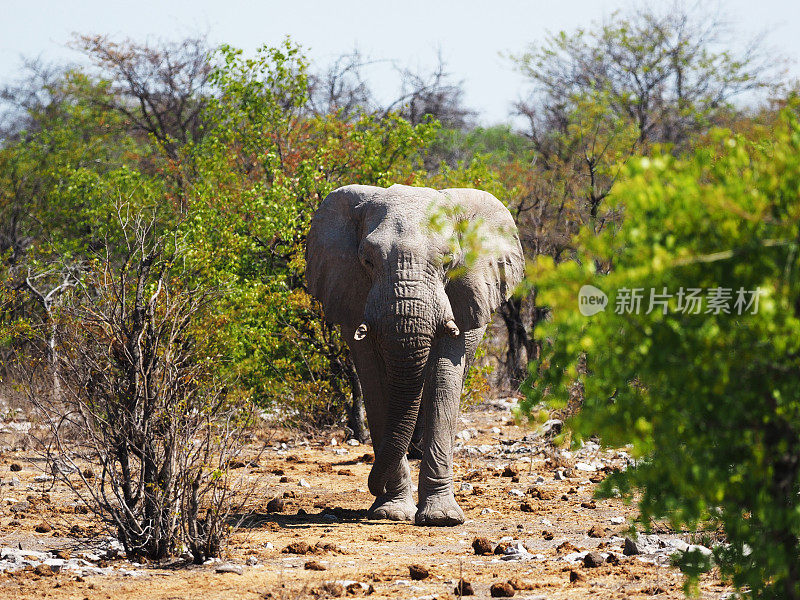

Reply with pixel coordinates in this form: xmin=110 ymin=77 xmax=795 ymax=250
xmin=0 ymin=398 xmax=732 ymax=600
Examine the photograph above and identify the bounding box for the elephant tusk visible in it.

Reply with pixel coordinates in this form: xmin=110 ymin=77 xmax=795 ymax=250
xmin=354 ymin=323 xmax=369 ymax=340
xmin=444 ymin=319 xmax=460 ymax=337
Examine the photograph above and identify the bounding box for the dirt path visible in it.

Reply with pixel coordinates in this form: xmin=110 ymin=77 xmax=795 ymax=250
xmin=0 ymin=399 xmax=730 ymax=599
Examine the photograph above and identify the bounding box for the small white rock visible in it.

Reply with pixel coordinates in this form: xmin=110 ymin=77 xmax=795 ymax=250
xmin=459 ymin=482 xmax=473 ymax=492
xmin=346 ymin=439 xmax=360 ymax=446
xmin=264 ymin=542 xmax=275 ymax=550
xmin=610 ymin=516 xmax=625 ymax=524
xmin=508 ymin=489 xmax=525 ymax=498
xmin=298 ymin=479 xmax=311 ymax=488
xmin=329 ymin=437 xmax=338 ymax=446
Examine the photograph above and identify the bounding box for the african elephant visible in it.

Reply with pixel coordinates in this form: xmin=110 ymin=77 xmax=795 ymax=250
xmin=306 ymin=184 xmax=524 ymax=526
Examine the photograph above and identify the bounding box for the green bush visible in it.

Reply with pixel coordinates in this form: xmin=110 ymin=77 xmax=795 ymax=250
xmin=526 ymin=105 xmax=800 ymax=597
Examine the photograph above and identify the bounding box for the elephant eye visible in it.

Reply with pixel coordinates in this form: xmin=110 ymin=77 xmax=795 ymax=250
xmin=362 ymin=258 xmax=374 ymax=270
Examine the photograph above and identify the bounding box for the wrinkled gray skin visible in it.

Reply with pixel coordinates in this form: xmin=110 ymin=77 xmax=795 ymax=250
xmin=306 ymin=184 xmax=524 ymax=526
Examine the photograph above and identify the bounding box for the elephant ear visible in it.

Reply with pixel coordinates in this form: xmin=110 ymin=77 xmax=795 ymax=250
xmin=440 ymin=188 xmax=525 ymax=330
xmin=306 ymin=185 xmax=374 ymax=328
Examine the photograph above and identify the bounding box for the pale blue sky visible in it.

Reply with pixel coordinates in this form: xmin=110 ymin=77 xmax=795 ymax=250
xmin=1 ymin=0 xmax=798 ymax=124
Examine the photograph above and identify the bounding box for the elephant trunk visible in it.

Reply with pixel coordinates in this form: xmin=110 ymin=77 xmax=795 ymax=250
xmin=367 ymin=341 xmax=429 ymax=496
xmin=365 ymin=277 xmax=436 ymax=496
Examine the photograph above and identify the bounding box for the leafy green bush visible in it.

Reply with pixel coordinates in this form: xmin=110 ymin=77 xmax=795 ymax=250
xmin=526 ymin=105 xmax=800 ymax=597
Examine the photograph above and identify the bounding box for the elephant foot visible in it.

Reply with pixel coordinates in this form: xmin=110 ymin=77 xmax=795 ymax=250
xmin=415 ymin=495 xmax=465 ymax=526
xmin=368 ymin=491 xmax=417 ymax=522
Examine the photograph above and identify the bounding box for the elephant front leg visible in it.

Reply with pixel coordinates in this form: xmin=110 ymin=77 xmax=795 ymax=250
xmin=368 ymin=457 xmax=417 ymax=521
xmin=415 ymin=333 xmax=467 ymax=526
xmin=346 ymin=332 xmax=417 ymax=522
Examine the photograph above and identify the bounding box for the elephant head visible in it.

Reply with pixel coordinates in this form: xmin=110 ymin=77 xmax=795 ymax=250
xmin=306 ymin=184 xmax=523 ymax=496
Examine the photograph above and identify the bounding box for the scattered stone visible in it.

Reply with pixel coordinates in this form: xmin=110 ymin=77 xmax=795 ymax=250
xmin=346 ymin=582 xmax=370 ymax=595
xmin=581 ymin=500 xmax=597 ymax=509
xmin=34 ymin=563 xmax=54 ymax=576
xmin=305 ymin=560 xmax=326 ymax=571
xmin=358 ymin=453 xmax=374 ymax=463
xmin=508 ymin=489 xmax=525 ymax=498
xmin=346 ymin=439 xmax=360 ymax=446
xmin=587 ymin=525 xmax=605 ymax=538
xmin=215 ymin=563 xmax=243 ymax=575
xmin=508 ymin=577 xmax=535 ymax=591
xmin=527 ymin=486 xmax=555 ymax=500
xmin=583 ymin=551 xmax=605 ymax=568
xmin=502 ymin=541 xmax=534 ymax=561
xmin=640 ymin=584 xmax=667 ymax=595
xmin=554 ymin=470 xmax=566 ymax=481
xmin=606 ymin=553 xmax=620 ymax=565
xmin=569 ymin=570 xmax=585 ymax=583
xmin=83 ymin=468 xmax=94 ymax=479
xmin=9 ymin=463 xmax=22 ymax=472
xmin=454 ymin=579 xmax=474 ymax=596
xmin=283 ymin=542 xmax=311 ymax=555
xmin=623 ymin=537 xmax=640 ymax=556
xmin=502 ymin=465 xmax=519 ymax=477
xmin=575 ymin=462 xmax=597 ymax=472
xmin=542 ymin=419 xmax=562 ymax=438
xmin=266 ymin=497 xmax=285 ymax=513
xmin=315 ymin=541 xmax=339 ymax=553
xmin=494 ymin=542 xmax=510 ymax=555
xmin=35 ymin=522 xmax=52 ymax=534
xmin=322 ymin=581 xmax=345 ymax=597
xmin=685 ymin=543 xmax=713 ymax=557
xmin=10 ymin=501 xmax=29 ymax=514
xmin=610 ymin=516 xmax=625 ymax=524
xmin=490 ymin=581 xmax=515 ymax=597
xmin=520 ymin=501 xmax=535 ymax=512
xmin=279 ymin=476 xmax=290 ymax=483
xmin=556 ymin=541 xmax=579 ymax=554
xmin=408 ymin=564 xmax=429 ymax=580
xmin=298 ymin=478 xmax=311 ymax=488
xmin=459 ymin=482 xmax=473 ymax=492
xmin=542 ymin=531 xmax=554 ymax=540
xmin=52 ymin=549 xmax=71 ymax=560
xmin=246 ymin=556 xmax=259 ymax=566
xmin=472 ymin=537 xmax=494 ymax=555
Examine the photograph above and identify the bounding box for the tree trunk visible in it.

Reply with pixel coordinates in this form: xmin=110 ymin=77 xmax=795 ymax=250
xmin=344 ymin=357 xmax=368 ymax=443
xmin=498 ymin=292 xmax=546 ymax=391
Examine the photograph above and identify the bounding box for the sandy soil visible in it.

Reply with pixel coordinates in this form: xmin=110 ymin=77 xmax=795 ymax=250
xmin=0 ymin=400 xmax=731 ymax=600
